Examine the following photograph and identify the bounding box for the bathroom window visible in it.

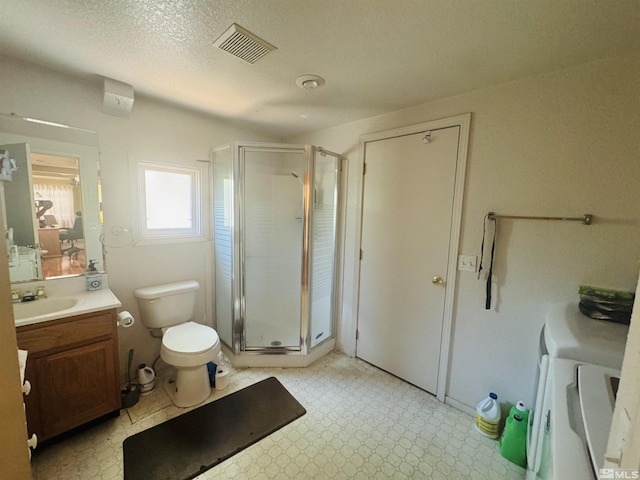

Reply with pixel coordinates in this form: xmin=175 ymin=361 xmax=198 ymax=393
xmin=137 ymin=162 xmax=202 ymax=241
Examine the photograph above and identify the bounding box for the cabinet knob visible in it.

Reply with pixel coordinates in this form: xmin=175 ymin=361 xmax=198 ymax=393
xmin=22 ymin=380 xmax=31 ymax=396
xmin=27 ymin=433 xmax=38 ymax=457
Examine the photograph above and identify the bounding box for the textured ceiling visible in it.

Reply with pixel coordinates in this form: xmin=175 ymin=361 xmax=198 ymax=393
xmin=0 ymin=0 xmax=638 ymax=136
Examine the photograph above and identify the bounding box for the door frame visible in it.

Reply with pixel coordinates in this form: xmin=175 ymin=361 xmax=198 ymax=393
xmin=352 ymin=113 xmax=471 ymax=402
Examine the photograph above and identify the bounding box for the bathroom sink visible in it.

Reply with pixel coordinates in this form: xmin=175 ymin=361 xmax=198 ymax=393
xmin=13 ymin=297 xmax=78 ymax=321
xmin=11 ymin=277 xmax=122 ymax=328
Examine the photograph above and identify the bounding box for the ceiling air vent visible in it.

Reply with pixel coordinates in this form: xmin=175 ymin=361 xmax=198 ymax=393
xmin=213 ymin=23 xmax=276 ymax=64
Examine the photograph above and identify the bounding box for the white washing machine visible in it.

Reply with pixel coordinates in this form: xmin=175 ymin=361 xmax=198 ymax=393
xmin=526 ymin=302 xmax=628 ymax=480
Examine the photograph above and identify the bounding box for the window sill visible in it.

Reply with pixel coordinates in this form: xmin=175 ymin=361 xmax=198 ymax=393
xmin=133 ymin=235 xmax=209 ymax=247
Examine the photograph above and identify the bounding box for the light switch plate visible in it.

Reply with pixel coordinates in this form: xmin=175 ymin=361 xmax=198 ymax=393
xmin=458 ymin=255 xmax=477 ymax=272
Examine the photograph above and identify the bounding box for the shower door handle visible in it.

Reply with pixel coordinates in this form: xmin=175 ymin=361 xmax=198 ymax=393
xmin=432 ymin=276 xmax=445 ymax=286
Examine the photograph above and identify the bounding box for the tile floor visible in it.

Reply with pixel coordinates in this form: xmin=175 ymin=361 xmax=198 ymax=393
xmin=31 ymin=351 xmax=525 ymax=479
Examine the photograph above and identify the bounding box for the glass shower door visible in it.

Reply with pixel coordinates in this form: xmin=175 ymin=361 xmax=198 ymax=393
xmin=242 ymin=147 xmax=306 ymax=349
xmin=212 ymin=146 xmax=233 ymax=348
xmin=310 ymin=149 xmax=339 ymax=347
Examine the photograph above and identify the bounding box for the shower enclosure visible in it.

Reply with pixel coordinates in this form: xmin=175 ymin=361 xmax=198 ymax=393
xmin=212 ymin=142 xmax=342 ymax=366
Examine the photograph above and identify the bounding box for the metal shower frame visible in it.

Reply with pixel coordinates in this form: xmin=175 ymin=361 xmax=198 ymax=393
xmin=219 ymin=141 xmax=343 ymax=357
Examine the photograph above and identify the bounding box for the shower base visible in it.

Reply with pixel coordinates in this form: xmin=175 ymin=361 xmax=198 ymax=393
xmin=221 ymin=339 xmax=335 ymax=368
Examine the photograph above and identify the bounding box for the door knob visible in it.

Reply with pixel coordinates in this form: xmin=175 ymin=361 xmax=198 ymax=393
xmin=432 ymin=276 xmax=445 ymax=286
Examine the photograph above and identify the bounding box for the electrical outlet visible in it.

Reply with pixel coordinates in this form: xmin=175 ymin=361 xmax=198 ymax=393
xmin=458 ymin=254 xmax=477 ymax=272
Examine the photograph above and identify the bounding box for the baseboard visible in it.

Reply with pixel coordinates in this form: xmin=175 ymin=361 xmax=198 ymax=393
xmin=445 ymin=395 xmax=475 ymax=416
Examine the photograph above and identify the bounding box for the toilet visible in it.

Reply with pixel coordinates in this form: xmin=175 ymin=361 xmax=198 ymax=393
xmin=134 ymin=280 xmax=220 ymax=408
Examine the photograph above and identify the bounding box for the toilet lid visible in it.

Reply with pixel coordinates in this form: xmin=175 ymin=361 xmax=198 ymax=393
xmin=162 ymin=322 xmax=219 ymax=354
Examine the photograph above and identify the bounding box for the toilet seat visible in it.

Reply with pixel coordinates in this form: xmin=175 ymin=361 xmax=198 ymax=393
xmin=161 ymin=322 xmax=220 ymax=368
xmin=162 ymin=321 xmax=219 ymax=354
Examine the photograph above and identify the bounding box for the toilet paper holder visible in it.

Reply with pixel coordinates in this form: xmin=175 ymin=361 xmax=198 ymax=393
xmin=117 ymin=311 xmax=135 ymax=328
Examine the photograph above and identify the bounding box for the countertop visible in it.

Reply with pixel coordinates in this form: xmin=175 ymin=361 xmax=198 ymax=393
xmin=12 ymin=275 xmax=122 ymax=327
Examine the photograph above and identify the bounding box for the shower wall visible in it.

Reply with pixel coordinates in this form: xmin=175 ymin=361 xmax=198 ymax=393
xmin=212 ymin=147 xmax=233 ymax=347
xmin=310 ymin=154 xmax=339 ymax=347
xmin=212 ymin=142 xmax=341 ymax=363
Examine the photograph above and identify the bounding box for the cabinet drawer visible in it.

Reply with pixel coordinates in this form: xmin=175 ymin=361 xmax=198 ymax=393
xmin=17 ymin=310 xmax=116 ymax=355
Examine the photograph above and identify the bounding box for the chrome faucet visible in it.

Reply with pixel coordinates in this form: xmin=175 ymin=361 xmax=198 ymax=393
xmin=11 ymin=286 xmax=46 ymax=303
xmin=19 ymin=291 xmax=37 ymax=302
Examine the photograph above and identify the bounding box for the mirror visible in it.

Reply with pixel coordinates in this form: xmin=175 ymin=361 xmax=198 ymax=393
xmin=0 ymin=113 xmax=102 ymax=283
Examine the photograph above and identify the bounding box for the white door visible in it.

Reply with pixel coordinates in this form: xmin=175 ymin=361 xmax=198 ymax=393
xmin=356 ymin=126 xmax=460 ymax=394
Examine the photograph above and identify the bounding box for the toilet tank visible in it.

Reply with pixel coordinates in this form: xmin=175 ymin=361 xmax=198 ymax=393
xmin=134 ymin=280 xmax=199 ymax=329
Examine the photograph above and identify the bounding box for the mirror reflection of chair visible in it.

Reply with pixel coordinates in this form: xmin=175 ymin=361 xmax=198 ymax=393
xmin=59 ymin=211 xmax=84 ymax=260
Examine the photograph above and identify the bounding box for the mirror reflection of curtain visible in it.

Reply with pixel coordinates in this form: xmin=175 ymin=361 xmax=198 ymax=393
xmin=33 ymin=184 xmax=75 ymax=227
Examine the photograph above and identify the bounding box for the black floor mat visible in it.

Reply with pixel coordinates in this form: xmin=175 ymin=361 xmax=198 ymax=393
xmin=123 ymin=376 xmax=306 ymax=480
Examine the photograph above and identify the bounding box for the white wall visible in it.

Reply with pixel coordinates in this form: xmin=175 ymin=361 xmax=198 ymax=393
xmin=288 ymin=53 xmax=640 ymax=409
xmin=0 ymin=55 xmax=279 ymax=379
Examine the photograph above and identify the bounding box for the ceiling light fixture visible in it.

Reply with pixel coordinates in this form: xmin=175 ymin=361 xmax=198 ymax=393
xmin=296 ymin=74 xmax=325 ymax=90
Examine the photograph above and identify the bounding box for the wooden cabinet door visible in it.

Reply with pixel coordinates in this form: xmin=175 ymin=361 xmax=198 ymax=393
xmin=32 ymin=338 xmax=120 ymax=440
xmin=18 ymin=309 xmax=121 ymax=442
